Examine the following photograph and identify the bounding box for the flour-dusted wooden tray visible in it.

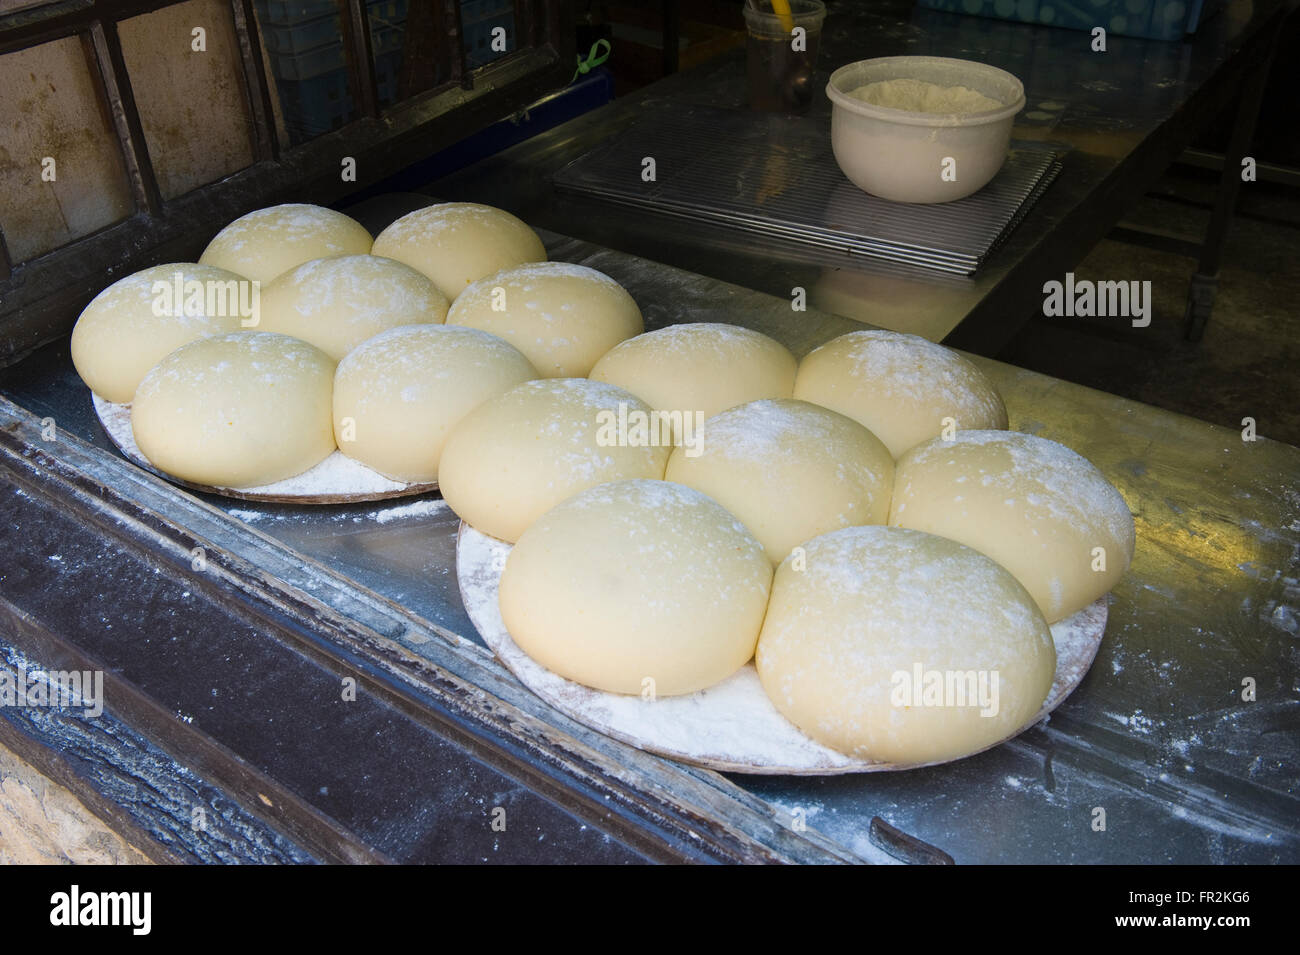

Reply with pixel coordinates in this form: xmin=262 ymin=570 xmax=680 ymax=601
xmin=92 ymin=394 xmax=437 ymax=504
xmin=456 ymin=522 xmax=1108 ymax=775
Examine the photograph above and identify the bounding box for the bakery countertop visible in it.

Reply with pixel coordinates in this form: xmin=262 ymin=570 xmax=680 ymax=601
xmin=423 ymin=0 xmax=1288 ymax=352
xmin=4 ymin=208 xmax=1296 ymax=862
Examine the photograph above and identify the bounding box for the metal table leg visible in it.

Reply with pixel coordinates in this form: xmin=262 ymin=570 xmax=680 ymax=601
xmin=1185 ymin=31 xmax=1279 ymax=342
xmin=662 ymin=0 xmax=680 ymax=77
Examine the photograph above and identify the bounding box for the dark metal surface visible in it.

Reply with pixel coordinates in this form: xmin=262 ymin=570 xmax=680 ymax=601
xmin=426 ymin=0 xmax=1292 ymax=351
xmin=0 ymin=642 xmax=316 ymax=864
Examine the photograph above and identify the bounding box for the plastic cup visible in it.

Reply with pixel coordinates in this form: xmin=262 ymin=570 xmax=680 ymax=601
xmin=743 ymin=0 xmax=827 ymax=113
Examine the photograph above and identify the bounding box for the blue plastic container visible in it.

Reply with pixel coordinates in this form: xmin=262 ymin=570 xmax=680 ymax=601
xmin=374 ymin=48 xmax=404 ymax=105
xmin=276 ymin=68 xmax=355 ymax=142
xmin=270 ymin=42 xmax=346 ymax=80
xmin=916 ymin=0 xmax=1228 ymax=41
xmin=261 ymin=15 xmax=340 ymax=53
xmin=258 ymin=0 xmax=405 ymax=25
xmin=259 ymin=0 xmax=337 ymax=25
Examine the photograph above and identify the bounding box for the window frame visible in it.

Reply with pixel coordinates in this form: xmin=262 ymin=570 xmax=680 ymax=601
xmin=0 ymin=0 xmax=571 ymax=363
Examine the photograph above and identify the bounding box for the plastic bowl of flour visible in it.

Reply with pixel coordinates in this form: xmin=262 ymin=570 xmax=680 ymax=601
xmin=826 ymin=56 xmax=1025 ymax=204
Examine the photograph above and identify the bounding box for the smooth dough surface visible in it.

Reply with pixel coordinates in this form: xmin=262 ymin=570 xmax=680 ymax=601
xmin=665 ymin=399 xmax=894 ymax=564
xmin=588 ymin=323 xmax=797 ymax=442
xmin=198 ymin=204 xmax=372 ymax=285
xmin=500 ymin=479 xmax=773 ymax=696
xmin=756 ymin=525 xmax=1056 ymax=764
xmin=333 ymin=324 xmax=537 ymax=483
xmin=258 ymin=255 xmax=449 ymax=360
xmin=890 ymin=430 xmax=1135 ymax=623
xmin=438 ymin=378 xmax=670 ymax=542
xmin=132 ymin=332 xmax=336 ymax=488
xmin=370 ymin=202 xmax=546 ymax=302
xmin=71 ymin=263 xmax=248 ymax=403
xmin=793 ymin=330 xmax=1008 ymax=458
xmin=447 ymin=262 xmax=642 ymax=377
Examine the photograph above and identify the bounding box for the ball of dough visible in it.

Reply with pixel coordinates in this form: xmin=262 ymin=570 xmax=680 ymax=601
xmin=793 ymin=330 xmax=1008 ymax=458
xmin=890 ymin=430 xmax=1135 ymax=623
xmin=756 ymin=525 xmax=1056 ymax=764
xmin=588 ymin=323 xmax=797 ymax=443
xmin=371 ymin=202 xmax=546 ymax=302
xmin=199 ymin=204 xmax=373 ymax=284
xmin=439 ymin=378 xmax=670 ymax=541
xmin=257 ymin=255 xmax=449 ymax=361
xmin=132 ymin=332 xmax=336 ymax=488
xmin=333 ymin=324 xmax=537 ymax=483
xmin=664 ymin=399 xmax=894 ymax=564
xmin=501 ymin=479 xmax=773 ymax=696
xmin=71 ymin=263 xmax=250 ymax=403
xmin=447 ymin=262 xmax=642 ymax=377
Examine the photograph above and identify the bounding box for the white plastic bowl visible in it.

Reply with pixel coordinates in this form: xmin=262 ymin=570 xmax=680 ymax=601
xmin=826 ymin=56 xmax=1025 ymax=204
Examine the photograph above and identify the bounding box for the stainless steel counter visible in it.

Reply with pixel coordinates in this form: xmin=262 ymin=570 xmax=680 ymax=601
xmin=425 ymin=0 xmax=1289 ymax=353
xmin=6 ymin=223 xmax=1296 ymax=863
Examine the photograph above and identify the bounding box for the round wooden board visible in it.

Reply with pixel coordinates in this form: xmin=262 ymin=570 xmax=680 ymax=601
xmin=456 ymin=521 xmax=1108 ymax=775
xmin=92 ymin=394 xmax=438 ymax=504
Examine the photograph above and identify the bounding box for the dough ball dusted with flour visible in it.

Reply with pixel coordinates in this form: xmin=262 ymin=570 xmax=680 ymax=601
xmin=71 ymin=263 xmax=249 ymax=403
xmin=257 ymin=255 xmax=449 ymax=361
xmin=131 ymin=332 xmax=336 ymax=488
xmin=447 ymin=262 xmax=642 ymax=377
xmin=500 ymin=480 xmax=772 ymax=696
xmin=890 ymin=430 xmax=1135 ymax=623
xmin=199 ymin=204 xmax=373 ymax=284
xmin=756 ymin=525 xmax=1056 ymax=764
xmin=793 ymin=330 xmax=1007 ymax=458
xmin=588 ymin=323 xmax=797 ymax=441
xmin=371 ymin=203 xmax=546 ymax=302
xmin=332 ymin=324 xmax=537 ymax=484
xmin=438 ymin=378 xmax=669 ymax=542
xmin=665 ymin=399 xmax=894 ymax=564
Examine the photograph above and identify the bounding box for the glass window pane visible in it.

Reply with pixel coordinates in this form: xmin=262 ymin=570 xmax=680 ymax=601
xmin=462 ymin=0 xmax=516 ymax=70
xmin=118 ymin=0 xmax=256 ymax=200
xmin=0 ymin=36 xmax=133 ymax=262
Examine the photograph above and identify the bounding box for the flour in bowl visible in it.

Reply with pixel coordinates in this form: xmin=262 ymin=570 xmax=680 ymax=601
xmin=849 ymin=77 xmax=1004 ymax=114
